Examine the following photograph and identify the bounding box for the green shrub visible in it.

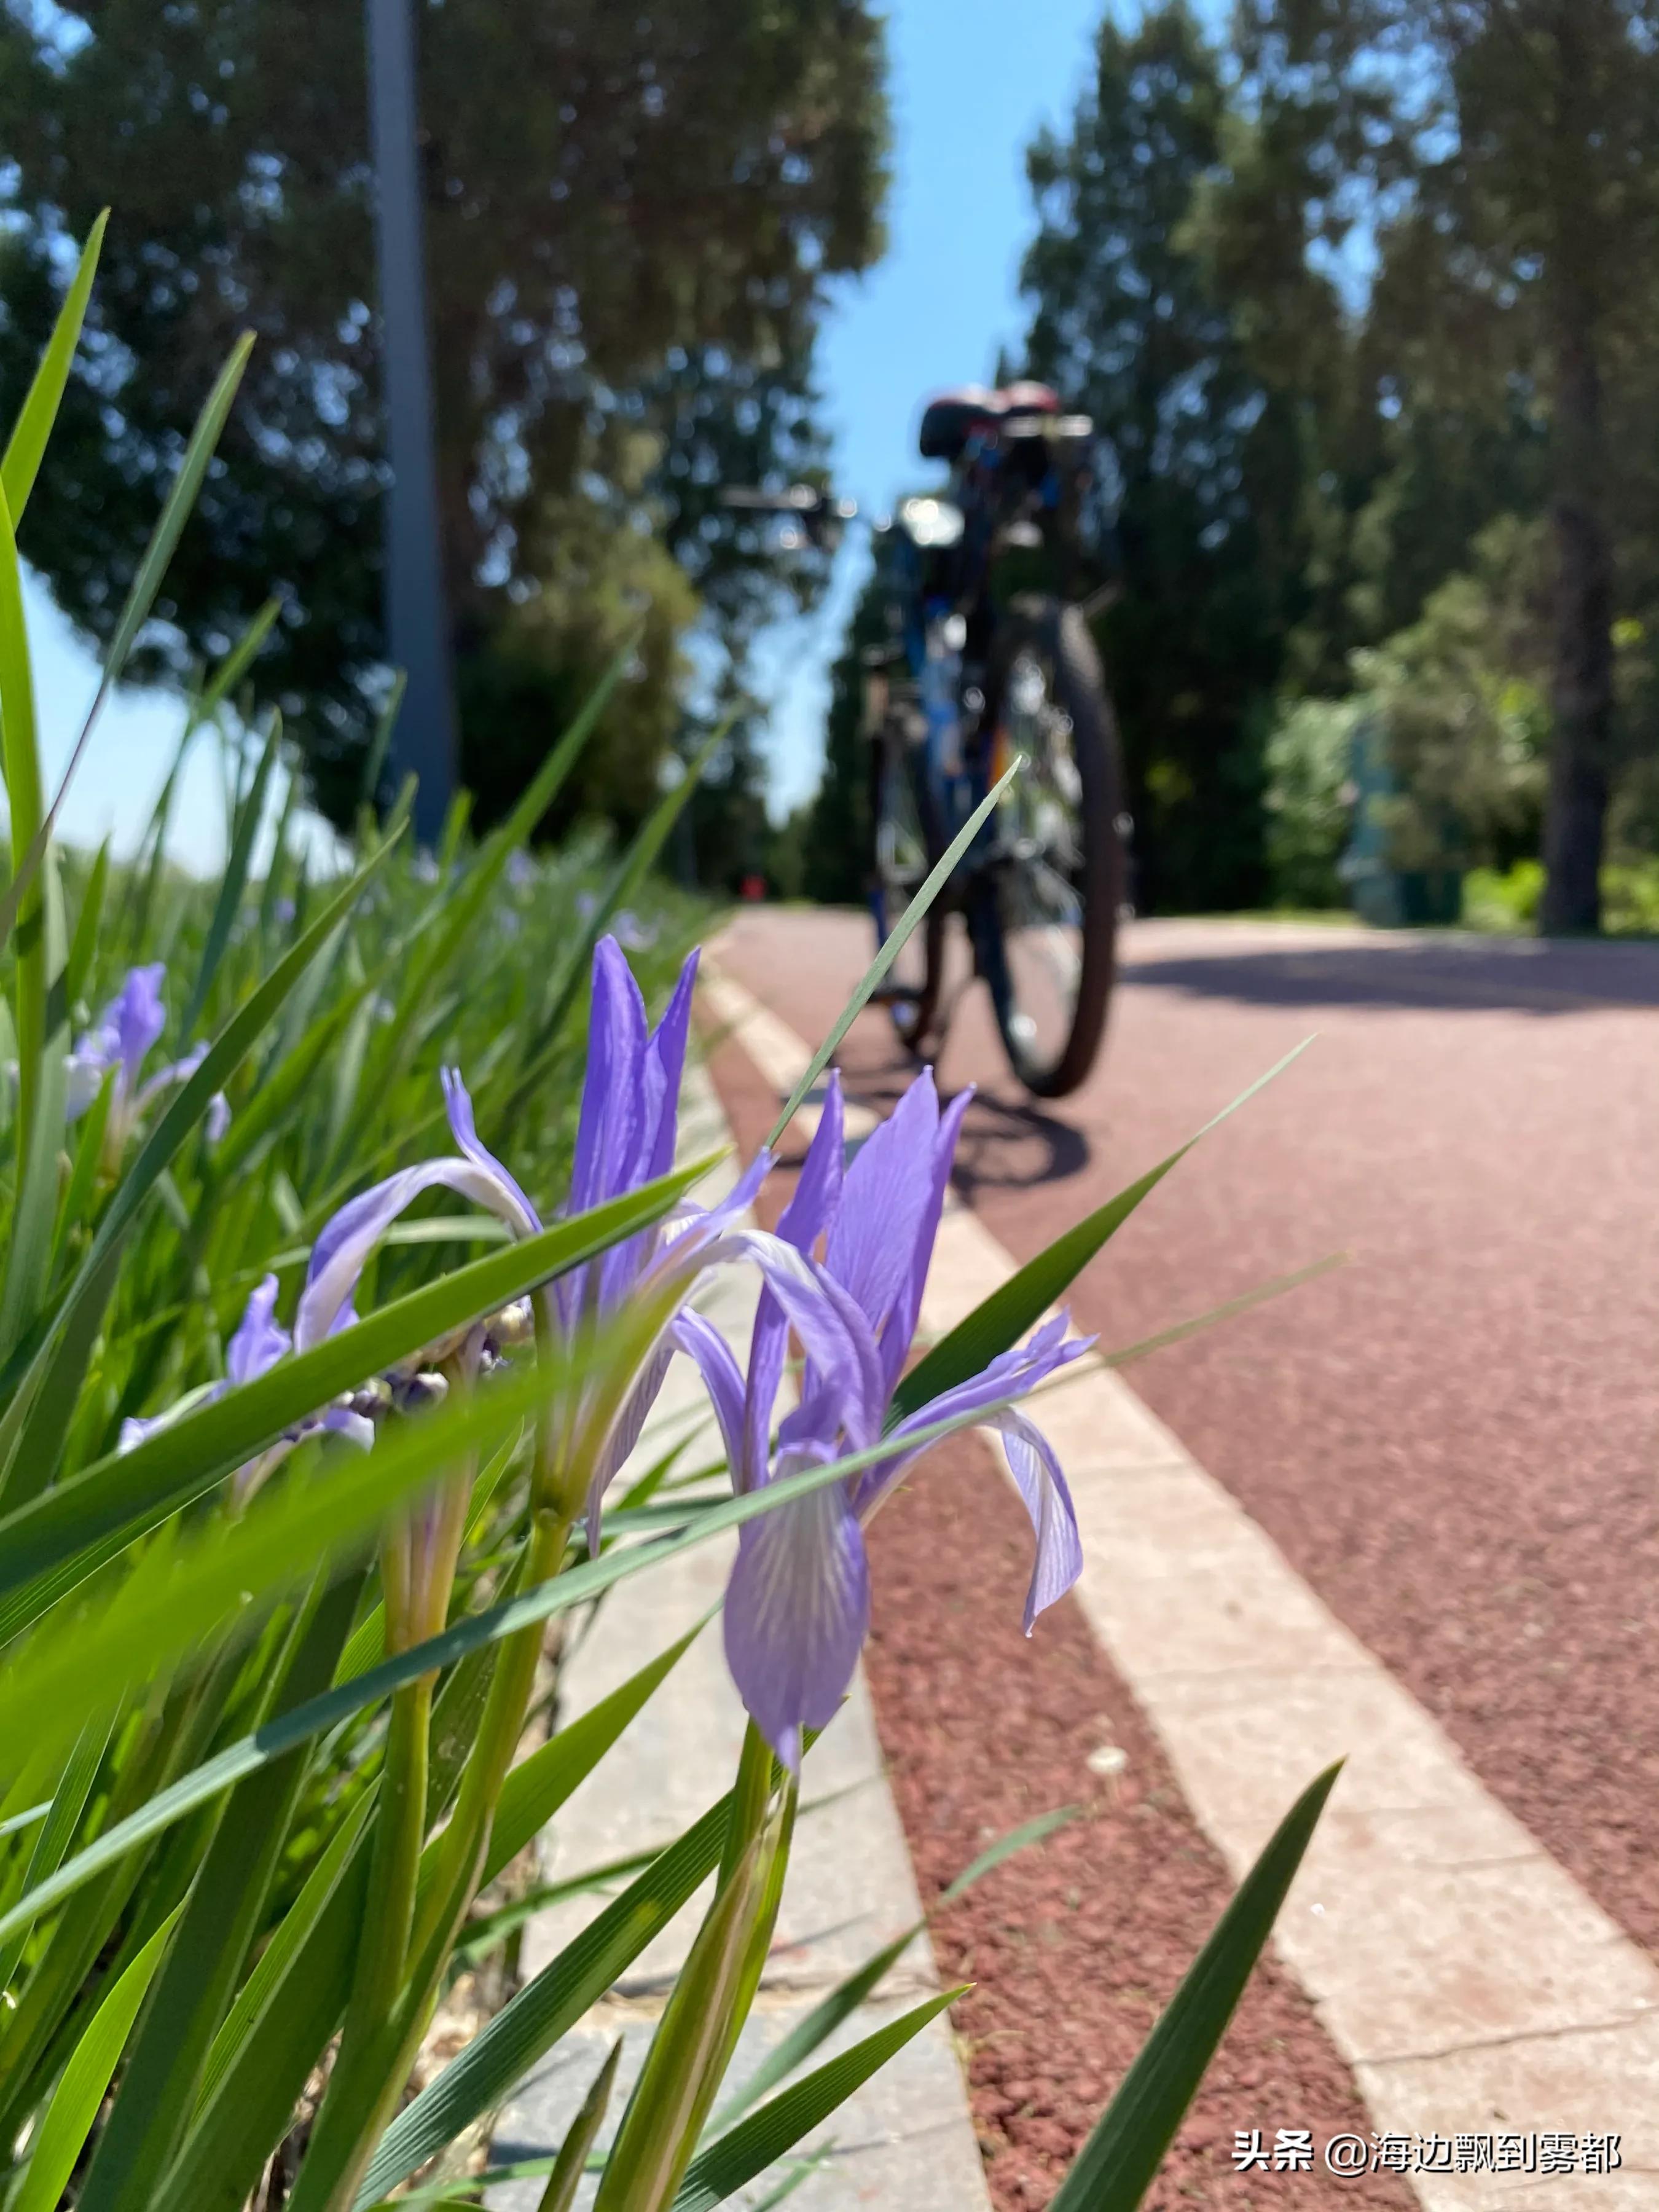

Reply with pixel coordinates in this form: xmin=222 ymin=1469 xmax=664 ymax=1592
xmin=1262 ymin=696 xmax=1361 ymax=908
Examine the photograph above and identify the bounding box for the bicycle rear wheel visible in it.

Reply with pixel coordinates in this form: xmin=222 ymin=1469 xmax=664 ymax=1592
xmin=869 ymin=716 xmax=944 ymax=1056
xmin=984 ymin=598 xmax=1126 ymax=1097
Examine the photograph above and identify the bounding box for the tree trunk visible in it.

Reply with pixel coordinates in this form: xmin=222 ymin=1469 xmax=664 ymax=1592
xmin=1539 ymin=12 xmax=1614 ymax=937
xmin=1540 ymin=312 xmax=1614 ymax=934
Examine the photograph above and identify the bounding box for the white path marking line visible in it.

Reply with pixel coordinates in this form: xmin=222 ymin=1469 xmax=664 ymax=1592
xmin=702 ymin=957 xmax=1659 ymax=2211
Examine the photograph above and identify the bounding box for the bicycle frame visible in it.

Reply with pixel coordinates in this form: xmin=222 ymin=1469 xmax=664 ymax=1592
xmin=865 ymin=414 xmax=1096 ymax=1003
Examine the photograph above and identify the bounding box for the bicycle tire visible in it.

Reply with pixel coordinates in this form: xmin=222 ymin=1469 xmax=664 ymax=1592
xmin=868 ymin=715 xmax=946 ymax=1057
xmin=984 ymin=597 xmax=1126 ymax=1097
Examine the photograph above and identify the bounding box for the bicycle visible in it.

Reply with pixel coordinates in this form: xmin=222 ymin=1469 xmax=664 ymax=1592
xmin=729 ymin=380 xmax=1129 ymax=1099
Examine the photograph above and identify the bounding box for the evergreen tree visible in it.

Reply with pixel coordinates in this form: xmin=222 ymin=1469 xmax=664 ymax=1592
xmin=1016 ymin=1 xmax=1310 ymax=911
xmin=1231 ymin=0 xmax=1659 ymax=931
xmin=0 ymin=0 xmax=888 ymax=829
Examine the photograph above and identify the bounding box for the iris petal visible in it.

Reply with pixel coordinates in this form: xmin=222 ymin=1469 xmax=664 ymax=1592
xmin=723 ymin=1454 xmax=870 ymax=1771
xmin=824 ymin=1067 xmax=939 ymax=1336
xmin=992 ymin=1407 xmax=1085 ymax=1633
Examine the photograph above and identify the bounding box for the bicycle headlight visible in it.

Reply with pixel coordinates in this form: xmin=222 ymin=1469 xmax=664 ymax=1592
xmin=896 ymin=495 xmax=965 ymax=549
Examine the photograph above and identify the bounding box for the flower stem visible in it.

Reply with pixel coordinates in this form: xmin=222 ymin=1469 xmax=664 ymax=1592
xmin=342 ymin=1668 xmax=430 ymax=2050
xmin=411 ymin=1497 xmax=573 ymax=1962
xmin=718 ymin=1718 xmax=775 ymax=1889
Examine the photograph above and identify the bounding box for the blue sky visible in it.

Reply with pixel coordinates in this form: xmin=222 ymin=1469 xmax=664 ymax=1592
xmin=751 ymin=0 xmax=1111 ymax=819
xmin=25 ymin=0 xmax=1217 ymax=863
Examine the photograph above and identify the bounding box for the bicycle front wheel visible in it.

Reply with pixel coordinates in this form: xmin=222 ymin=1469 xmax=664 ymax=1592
xmin=984 ymin=598 xmax=1126 ymax=1097
xmin=869 ymin=716 xmax=944 ymax=1057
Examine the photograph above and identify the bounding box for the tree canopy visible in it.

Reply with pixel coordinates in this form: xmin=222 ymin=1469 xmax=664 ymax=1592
xmin=809 ymin=0 xmax=1659 ymax=928
xmin=0 ymin=0 xmax=887 ymax=831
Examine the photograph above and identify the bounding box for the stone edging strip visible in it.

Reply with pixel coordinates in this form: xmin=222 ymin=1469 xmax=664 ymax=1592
xmin=700 ymin=955 xmax=1659 ymax=2211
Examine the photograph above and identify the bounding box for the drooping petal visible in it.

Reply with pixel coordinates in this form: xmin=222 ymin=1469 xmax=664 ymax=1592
xmin=226 ymin=1276 xmax=291 ymax=1386
xmin=853 ymin=1312 xmax=1092 ymax=1518
xmin=670 ymin=1308 xmax=750 ymax=1488
xmin=580 ymin=1333 xmax=677 ymax=1548
xmin=206 ymin=1092 xmax=232 ymax=1144
xmin=441 ymin=1067 xmax=541 ymax=1234
xmin=64 ymin=1049 xmax=111 ymax=1125
xmin=297 ymin=1157 xmax=535 ymax=1351
xmin=880 ymin=1083 xmax=973 ymax=1399
xmin=991 ymin=1407 xmax=1084 ymax=1631
xmin=135 ymin=1041 xmax=207 ymax=1116
xmin=723 ymin=1452 xmax=869 ymax=1771
xmin=117 ymin=1376 xmax=226 ymax=1454
xmin=823 ymin=1068 xmax=941 ymax=1339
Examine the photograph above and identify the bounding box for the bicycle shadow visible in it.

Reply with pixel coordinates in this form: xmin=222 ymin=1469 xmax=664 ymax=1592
xmin=810 ymin=1041 xmax=1091 ymax=1195
xmin=1118 ymin=935 xmax=1659 ymax=1014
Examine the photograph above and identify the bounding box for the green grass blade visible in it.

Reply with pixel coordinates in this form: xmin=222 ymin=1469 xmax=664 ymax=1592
xmin=712 ymin=1805 xmax=1077 ymax=2132
xmin=0 ymin=1152 xmax=710 ymax=1625
xmin=891 ymin=1040 xmax=1315 ymax=1424
xmin=938 ymin=1803 xmax=1080 ymax=1903
xmin=0 ymin=335 xmax=257 ymax=973
xmin=594 ymin=1806 xmax=787 ymax=2212
xmin=65 ymin=837 xmax=110 ymax=1009
xmin=767 ymin=756 xmax=1020 ymax=1145
xmin=359 ymin=669 xmax=406 ymax=809
xmin=166 ymin=1803 xmax=374 ymax=2212
xmin=9 ymin=1907 xmax=178 ymax=2212
xmin=0 ymin=1392 xmax=1040 ymax=1947
xmin=74 ymin=1570 xmax=364 ymax=2212
xmin=670 ymin=1987 xmax=963 ymax=2212
xmin=355 ymin=1792 xmax=740 ymax=2205
xmin=508 ymin=721 xmax=727 ymax=1115
xmin=1 ymin=208 xmax=106 ymax=524
xmin=452 ymin=1851 xmax=663 ymax=1964
xmin=0 ymin=848 xmax=68 ymax=1368
xmin=538 ymin=2039 xmax=623 ymax=2212
xmin=0 ymin=1327 xmax=620 ymax=1781
xmin=479 ymin=1615 xmax=707 ymax=1885
xmin=0 ymin=475 xmax=50 ymax=1157
xmin=71 ymin=334 xmax=254 ymax=766
xmin=190 ymin=1791 xmax=374 ymax=2127
xmin=1046 ymin=1763 xmax=1343 ymax=2211
xmin=0 ymin=1711 xmax=111 ymax=1994
xmin=331 ymin=652 xmax=621 ymax=1164
xmin=0 ymin=828 xmax=406 ymax=1507
xmin=194 ymin=596 xmax=281 ymax=728
xmin=183 ymin=712 xmax=282 ymax=1035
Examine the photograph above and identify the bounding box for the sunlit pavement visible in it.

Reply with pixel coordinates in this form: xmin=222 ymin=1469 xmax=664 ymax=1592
xmin=704 ymin=907 xmax=1659 ymax=2204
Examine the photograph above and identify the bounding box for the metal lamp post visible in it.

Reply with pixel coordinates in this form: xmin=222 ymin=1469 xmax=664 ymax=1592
xmin=365 ymin=0 xmax=457 ymax=842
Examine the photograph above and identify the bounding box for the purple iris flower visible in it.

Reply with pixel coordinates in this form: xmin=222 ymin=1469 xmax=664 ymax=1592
xmin=551 ymin=938 xmax=847 ymax=1540
xmin=66 ymin=964 xmax=230 ymax=1153
xmin=296 ymin=936 xmax=831 ymax=1543
xmin=119 ymin=1274 xmax=372 ymax=1502
xmin=673 ymin=1068 xmax=1091 ymax=1769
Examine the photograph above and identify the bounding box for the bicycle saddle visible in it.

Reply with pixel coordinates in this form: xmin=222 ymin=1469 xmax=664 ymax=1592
xmin=917 ymin=380 xmax=1059 ymax=462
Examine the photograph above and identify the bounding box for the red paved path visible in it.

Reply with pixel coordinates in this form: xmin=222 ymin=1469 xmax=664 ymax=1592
xmin=715 ymin=909 xmax=1659 ymax=1959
